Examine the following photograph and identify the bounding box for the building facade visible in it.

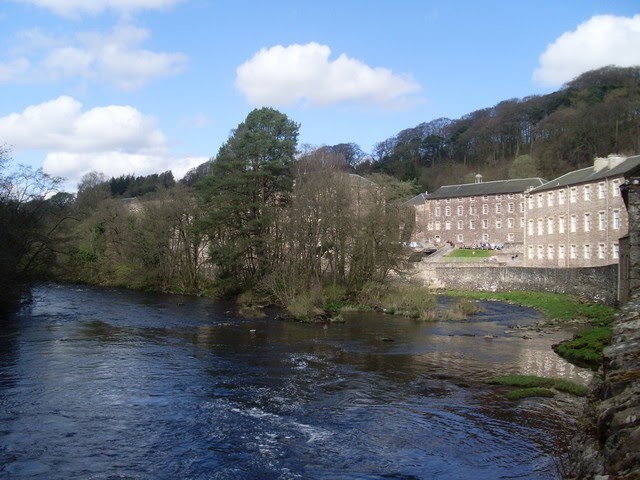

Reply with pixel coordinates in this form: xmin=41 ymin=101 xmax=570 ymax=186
xmin=412 ymin=176 xmax=546 ymax=247
xmin=523 ymin=155 xmax=640 ymax=267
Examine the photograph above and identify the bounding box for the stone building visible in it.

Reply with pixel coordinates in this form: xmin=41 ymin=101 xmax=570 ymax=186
xmin=619 ymin=161 xmax=640 ymax=302
xmin=523 ymin=154 xmax=640 ymax=267
xmin=411 ymin=176 xmax=546 ymax=247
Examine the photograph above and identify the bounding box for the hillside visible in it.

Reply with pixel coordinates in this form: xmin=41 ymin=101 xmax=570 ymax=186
xmin=357 ymin=66 xmax=640 ymax=191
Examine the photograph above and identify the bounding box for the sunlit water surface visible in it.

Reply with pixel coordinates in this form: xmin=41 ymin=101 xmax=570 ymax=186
xmin=0 ymin=284 xmax=591 ymax=479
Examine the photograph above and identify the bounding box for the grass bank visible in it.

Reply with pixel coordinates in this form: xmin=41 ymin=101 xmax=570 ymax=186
xmin=488 ymin=375 xmax=590 ymax=400
xmin=445 ymin=249 xmax=494 ymax=258
xmin=447 ymin=290 xmax=616 ymax=370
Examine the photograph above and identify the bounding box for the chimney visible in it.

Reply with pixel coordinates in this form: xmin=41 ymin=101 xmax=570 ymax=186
xmin=608 ymin=154 xmax=626 ymax=170
xmin=594 ymin=154 xmax=627 ymax=172
xmin=475 ymin=173 xmax=483 ymax=184
xmin=594 ymin=157 xmax=609 ymax=172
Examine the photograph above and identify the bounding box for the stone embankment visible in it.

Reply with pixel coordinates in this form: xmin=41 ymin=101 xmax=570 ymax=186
xmin=568 ymin=294 xmax=640 ymax=479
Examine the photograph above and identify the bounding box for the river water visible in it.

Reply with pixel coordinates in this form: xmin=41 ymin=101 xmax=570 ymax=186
xmin=0 ymin=283 xmax=592 ymax=479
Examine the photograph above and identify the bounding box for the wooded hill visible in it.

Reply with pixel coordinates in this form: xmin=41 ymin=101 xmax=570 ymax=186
xmin=357 ymin=66 xmax=640 ymax=191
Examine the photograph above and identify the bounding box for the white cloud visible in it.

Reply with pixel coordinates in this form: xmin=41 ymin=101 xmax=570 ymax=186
xmin=13 ymin=0 xmax=183 ymax=17
xmin=236 ymin=42 xmax=421 ymax=108
xmin=0 ymin=96 xmax=205 ymax=188
xmin=534 ymin=14 xmax=640 ymax=86
xmin=0 ymin=24 xmax=187 ymax=90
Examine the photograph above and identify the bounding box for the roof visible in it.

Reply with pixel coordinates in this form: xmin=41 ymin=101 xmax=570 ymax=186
xmin=530 ymin=155 xmax=640 ymax=193
xmin=426 ymin=177 xmax=546 ymax=200
xmin=405 ymin=192 xmax=428 ymax=206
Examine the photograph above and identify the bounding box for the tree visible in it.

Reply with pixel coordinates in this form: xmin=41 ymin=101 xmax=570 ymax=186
xmin=0 ymin=146 xmax=63 ymax=314
xmin=197 ymin=108 xmax=299 ymax=290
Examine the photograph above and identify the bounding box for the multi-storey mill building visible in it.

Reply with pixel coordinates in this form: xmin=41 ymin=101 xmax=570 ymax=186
xmin=523 ymin=154 xmax=640 ymax=267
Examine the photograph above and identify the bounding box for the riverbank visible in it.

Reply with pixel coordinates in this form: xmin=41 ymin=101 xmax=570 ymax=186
xmin=568 ymin=294 xmax=640 ymax=479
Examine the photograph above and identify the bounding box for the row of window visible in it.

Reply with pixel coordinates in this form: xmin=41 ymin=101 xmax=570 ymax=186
xmin=440 ymin=233 xmax=518 ymax=243
xmin=434 ymin=193 xmax=522 ymax=204
xmin=429 ymin=217 xmax=524 ymax=231
xmin=527 ymin=210 xmax=621 ymax=235
xmin=527 ymin=243 xmax=619 ymax=261
xmin=529 ymin=180 xmax=620 ymax=209
xmin=434 ymin=202 xmax=524 ymax=217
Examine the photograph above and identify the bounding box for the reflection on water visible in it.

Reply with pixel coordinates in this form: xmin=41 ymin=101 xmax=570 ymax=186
xmin=0 ymin=283 xmax=590 ymax=479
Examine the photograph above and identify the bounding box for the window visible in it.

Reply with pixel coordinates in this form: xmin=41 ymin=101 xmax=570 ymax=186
xmin=584 ymin=244 xmax=591 ymax=260
xmin=434 ymin=207 xmax=441 ymax=217
xmin=613 ymin=210 xmax=620 ymax=229
xmin=457 ymin=234 xmax=463 ymax=242
xmin=612 ymin=179 xmax=620 ymax=197
xmin=519 ymin=202 xmax=525 ymax=213
xmin=537 ymin=218 xmax=543 ymax=235
xmin=457 ymin=220 xmax=463 ymax=230
xmin=434 ymin=221 xmax=441 ymax=230
xmin=520 ymin=217 xmax=525 ymax=228
xmin=547 ymin=245 xmax=554 ymax=260
xmin=584 ymin=185 xmax=591 ymax=201
xmin=507 ymin=233 xmax=515 ymax=242
xmin=598 ymin=243 xmax=606 ymax=259
xmin=612 ymin=243 xmax=619 ymax=259
xmin=427 ymin=222 xmax=433 ymax=231
xmin=559 ymin=245 xmax=565 ymax=260
xmin=570 ymin=187 xmax=577 ymax=203
xmin=482 ymin=233 xmax=489 ymax=241
xmin=598 ymin=211 xmax=606 ymax=231
xmin=570 ymin=244 xmax=577 ymax=259
xmin=547 ymin=192 xmax=554 ymax=206
xmin=537 ymin=245 xmax=543 ymax=259
xmin=469 ymin=205 xmax=476 ymax=215
xmin=482 ymin=204 xmax=489 ymax=214
xmin=584 ymin=213 xmax=591 ymax=232
xmin=496 ymin=219 xmax=502 ymax=229
xmin=598 ymin=182 xmax=605 ymax=199
xmin=547 ymin=218 xmax=554 ymax=234
xmin=457 ymin=197 xmax=463 ymax=202
xmin=496 ymin=194 xmax=503 ymax=201
xmin=482 ymin=219 xmax=488 ymax=229
xmin=457 ymin=205 xmax=463 ymax=216
xmin=558 ymin=189 xmax=566 ymax=205
xmin=507 ymin=218 xmax=515 ymax=228
xmin=508 ymin=203 xmax=515 ymax=213
xmin=495 ymin=204 xmax=502 ymax=214
xmin=482 ymin=195 xmax=488 ymax=201
xmin=445 ymin=198 xmax=450 ymax=203
xmin=528 ymin=245 xmax=534 ymax=259
xmin=508 ymin=193 xmax=514 ymax=199
xmin=537 ymin=194 xmax=543 ymax=207
xmin=528 ymin=219 xmax=534 ymax=236
xmin=570 ymin=215 xmax=577 ymax=233
xmin=445 ymin=221 xmax=451 ymax=230
xmin=558 ymin=216 xmax=565 ymax=234
xmin=469 ymin=196 xmax=476 ymax=202
xmin=469 ymin=220 xmax=476 ymax=230
xmin=528 ymin=196 xmax=534 ymax=209
xmin=445 ymin=206 xmax=451 ymax=217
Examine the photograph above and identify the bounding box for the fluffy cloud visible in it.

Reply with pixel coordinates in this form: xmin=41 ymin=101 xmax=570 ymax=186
xmin=1 ymin=24 xmax=187 ymax=90
xmin=0 ymin=96 xmax=205 ymax=188
xmin=534 ymin=14 xmax=640 ymax=86
xmin=236 ymin=42 xmax=421 ymax=108
xmin=13 ymin=0 xmax=183 ymax=17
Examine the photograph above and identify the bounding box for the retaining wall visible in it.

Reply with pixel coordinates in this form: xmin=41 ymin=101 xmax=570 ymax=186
xmin=412 ymin=263 xmax=618 ymax=304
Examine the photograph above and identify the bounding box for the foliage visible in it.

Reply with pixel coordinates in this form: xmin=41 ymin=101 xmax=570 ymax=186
xmin=443 ymin=299 xmax=482 ymax=320
xmin=0 ymin=146 xmax=65 ymax=314
xmin=360 ymin=66 xmax=640 ymax=191
xmin=553 ymin=327 xmax=612 ymax=370
xmin=354 ymin=282 xmax=436 ymax=319
xmin=197 ymin=107 xmax=299 ymax=289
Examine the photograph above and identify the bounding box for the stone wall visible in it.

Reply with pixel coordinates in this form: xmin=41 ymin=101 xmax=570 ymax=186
xmin=412 ymin=263 xmax=618 ymax=304
xmin=568 ymin=294 xmax=640 ymax=479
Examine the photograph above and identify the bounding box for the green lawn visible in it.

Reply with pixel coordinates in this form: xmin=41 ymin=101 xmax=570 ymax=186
xmin=445 ymin=249 xmax=494 ymax=258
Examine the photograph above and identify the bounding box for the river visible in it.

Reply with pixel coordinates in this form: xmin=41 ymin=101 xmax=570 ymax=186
xmin=0 ymin=283 xmax=592 ymax=479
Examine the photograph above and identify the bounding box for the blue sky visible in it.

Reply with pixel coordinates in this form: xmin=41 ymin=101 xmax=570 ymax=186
xmin=1 ymin=0 xmax=639 ymax=190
